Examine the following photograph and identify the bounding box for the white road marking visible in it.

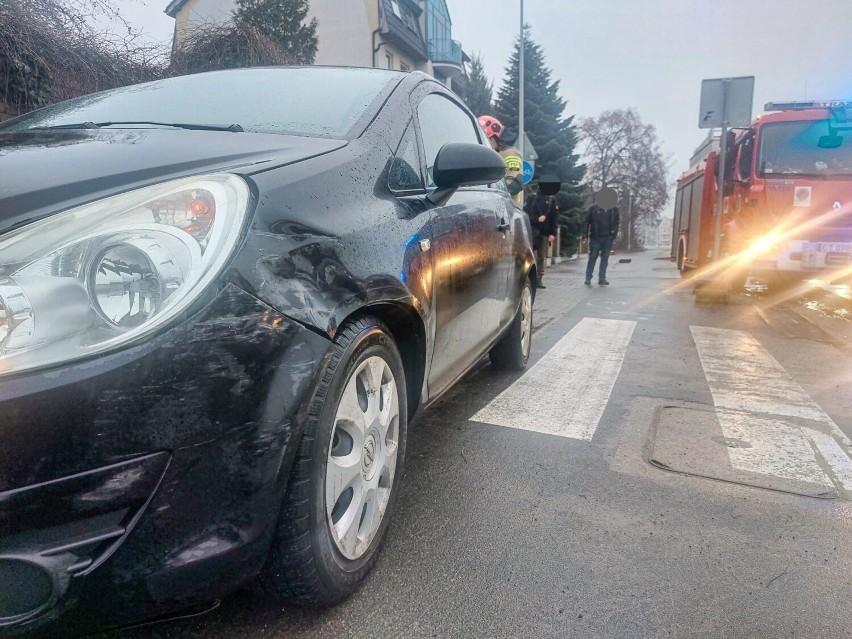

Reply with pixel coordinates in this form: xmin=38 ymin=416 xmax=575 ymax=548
xmin=470 ymin=318 xmax=636 ymax=440
xmin=719 ymin=410 xmax=834 ymax=488
xmin=691 ymin=326 xmax=852 ymax=492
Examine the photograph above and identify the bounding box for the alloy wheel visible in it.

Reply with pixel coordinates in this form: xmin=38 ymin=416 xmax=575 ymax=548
xmin=520 ymin=284 xmax=533 ymax=359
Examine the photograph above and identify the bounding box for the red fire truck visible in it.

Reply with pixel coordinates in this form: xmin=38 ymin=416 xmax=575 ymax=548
xmin=671 ymin=100 xmax=852 ymax=288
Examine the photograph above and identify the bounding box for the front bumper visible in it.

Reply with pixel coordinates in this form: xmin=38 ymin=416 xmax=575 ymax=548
xmin=0 ymin=284 xmax=331 ymax=637
xmin=748 ymin=240 xmax=852 ymax=274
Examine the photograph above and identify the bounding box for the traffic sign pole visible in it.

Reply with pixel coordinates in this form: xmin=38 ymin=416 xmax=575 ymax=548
xmin=713 ymin=80 xmax=730 ymax=263
xmin=697 ymin=75 xmax=754 ymax=264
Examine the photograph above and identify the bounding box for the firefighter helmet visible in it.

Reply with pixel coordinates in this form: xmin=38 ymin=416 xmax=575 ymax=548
xmin=477 ymin=115 xmax=504 ymax=139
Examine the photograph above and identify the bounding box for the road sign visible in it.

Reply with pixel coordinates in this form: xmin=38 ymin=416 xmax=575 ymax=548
xmin=698 ymin=75 xmax=755 ymax=264
xmin=522 ymin=161 xmax=534 ymax=184
xmin=699 ymin=76 xmax=755 ymax=129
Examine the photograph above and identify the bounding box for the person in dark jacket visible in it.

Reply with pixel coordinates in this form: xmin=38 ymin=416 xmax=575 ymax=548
xmin=583 ymin=204 xmax=619 ymax=285
xmin=524 ymin=174 xmax=561 ymax=288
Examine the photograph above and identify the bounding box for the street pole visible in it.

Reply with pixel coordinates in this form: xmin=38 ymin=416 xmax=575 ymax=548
xmin=626 ymin=192 xmax=632 ymax=252
xmin=713 ymin=79 xmax=731 ymax=262
xmin=519 ymin=0 xmax=525 ymax=166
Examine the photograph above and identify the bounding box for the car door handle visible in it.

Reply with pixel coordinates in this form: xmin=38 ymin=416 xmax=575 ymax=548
xmin=497 ymin=221 xmax=511 ymax=232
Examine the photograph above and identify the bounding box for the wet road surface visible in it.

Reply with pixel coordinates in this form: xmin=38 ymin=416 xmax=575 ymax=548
xmin=103 ymin=252 xmax=852 ymax=639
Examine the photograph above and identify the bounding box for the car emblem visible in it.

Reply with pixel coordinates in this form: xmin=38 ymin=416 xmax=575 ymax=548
xmin=833 ymin=201 xmax=842 ymax=210
xmin=793 ymin=186 xmax=812 ymax=207
xmin=363 ymin=440 xmax=375 ymax=467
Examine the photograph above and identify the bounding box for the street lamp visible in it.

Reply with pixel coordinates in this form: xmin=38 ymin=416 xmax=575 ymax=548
xmin=519 ymin=0 xmax=524 ymax=166
xmin=626 ymin=191 xmax=633 ymax=252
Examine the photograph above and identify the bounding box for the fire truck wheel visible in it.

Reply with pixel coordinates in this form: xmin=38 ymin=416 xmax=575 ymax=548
xmin=677 ymin=243 xmax=692 ymax=278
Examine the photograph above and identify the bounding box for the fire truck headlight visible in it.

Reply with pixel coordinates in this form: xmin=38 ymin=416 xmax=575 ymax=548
xmin=750 ymin=235 xmax=780 ymax=255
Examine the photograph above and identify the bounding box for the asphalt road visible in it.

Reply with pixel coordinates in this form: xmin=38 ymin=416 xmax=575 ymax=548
xmin=106 ymin=252 xmax=852 ymax=639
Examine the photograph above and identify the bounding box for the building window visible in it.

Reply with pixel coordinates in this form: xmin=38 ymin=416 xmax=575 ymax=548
xmin=426 ymin=0 xmax=452 ymax=44
xmin=391 ymin=0 xmax=420 ymax=34
xmin=400 ymin=62 xmax=409 ymax=72
xmin=385 ymin=52 xmax=394 ymax=69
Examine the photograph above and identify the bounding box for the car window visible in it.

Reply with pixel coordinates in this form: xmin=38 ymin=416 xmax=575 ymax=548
xmin=737 ymin=133 xmax=754 ymax=180
xmin=388 ymin=120 xmax=424 ymax=192
xmin=417 ymin=93 xmax=481 ymax=187
xmin=758 ymin=120 xmax=852 ymax=177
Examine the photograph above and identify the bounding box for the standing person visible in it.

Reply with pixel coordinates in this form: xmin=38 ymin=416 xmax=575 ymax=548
xmin=524 ymin=174 xmax=561 ymax=289
xmin=478 ymin=115 xmax=524 ymax=205
xmin=584 ymin=204 xmax=619 ymax=286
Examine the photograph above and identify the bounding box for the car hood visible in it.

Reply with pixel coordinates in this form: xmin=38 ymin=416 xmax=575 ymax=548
xmin=0 ymin=128 xmax=347 ymax=231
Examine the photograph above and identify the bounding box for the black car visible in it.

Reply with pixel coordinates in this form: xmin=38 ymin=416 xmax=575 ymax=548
xmin=0 ymin=67 xmax=535 ymax=637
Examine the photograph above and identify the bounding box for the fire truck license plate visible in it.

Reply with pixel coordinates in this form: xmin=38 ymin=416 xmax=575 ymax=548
xmin=817 ymin=243 xmax=852 ymax=253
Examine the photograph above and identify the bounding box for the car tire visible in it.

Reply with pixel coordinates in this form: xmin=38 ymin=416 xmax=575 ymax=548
xmin=262 ymin=315 xmax=408 ymax=606
xmin=677 ymin=242 xmax=692 ymax=278
xmin=489 ymin=276 xmax=533 ymax=371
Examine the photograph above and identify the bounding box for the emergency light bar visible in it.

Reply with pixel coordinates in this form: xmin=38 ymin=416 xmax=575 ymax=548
xmin=764 ymin=100 xmax=852 ymax=111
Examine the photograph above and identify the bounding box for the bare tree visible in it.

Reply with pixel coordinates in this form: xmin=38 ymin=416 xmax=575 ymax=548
xmin=580 ymin=109 xmax=670 ymax=250
xmin=171 ymin=21 xmax=297 ymax=75
xmin=3 ymin=0 xmax=133 ymax=34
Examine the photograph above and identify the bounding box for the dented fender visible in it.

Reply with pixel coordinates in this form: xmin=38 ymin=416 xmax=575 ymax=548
xmin=0 ymin=285 xmax=332 ymax=637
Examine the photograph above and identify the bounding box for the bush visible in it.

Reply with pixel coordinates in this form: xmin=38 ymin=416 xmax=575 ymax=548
xmin=171 ymin=22 xmax=297 ymax=75
xmin=0 ymin=0 xmax=165 ymax=114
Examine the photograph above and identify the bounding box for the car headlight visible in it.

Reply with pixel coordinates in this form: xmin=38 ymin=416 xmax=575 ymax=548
xmin=0 ymin=174 xmax=250 ymax=376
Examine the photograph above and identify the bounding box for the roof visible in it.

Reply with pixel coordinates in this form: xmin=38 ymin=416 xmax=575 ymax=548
xmin=164 ymin=0 xmax=189 ymax=18
xmin=756 ymin=109 xmax=836 ymax=126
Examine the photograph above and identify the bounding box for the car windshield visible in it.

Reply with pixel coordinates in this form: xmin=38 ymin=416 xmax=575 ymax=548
xmin=0 ymin=67 xmax=401 ymax=138
xmin=758 ymin=120 xmax=852 ymax=177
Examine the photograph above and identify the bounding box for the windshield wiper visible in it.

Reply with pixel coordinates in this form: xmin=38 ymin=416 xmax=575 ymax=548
xmin=34 ymin=121 xmax=244 ymax=132
xmin=33 ymin=121 xmax=101 ymax=129
xmin=778 ymin=172 xmax=849 ymax=178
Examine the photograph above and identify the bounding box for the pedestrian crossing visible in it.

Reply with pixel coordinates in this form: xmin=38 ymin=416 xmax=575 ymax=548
xmin=690 ymin=326 xmax=852 ymax=493
xmin=470 ymin=319 xmax=852 ymax=495
xmin=470 ymin=318 xmax=636 ymax=440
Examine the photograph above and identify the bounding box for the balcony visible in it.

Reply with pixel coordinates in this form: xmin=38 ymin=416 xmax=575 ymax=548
xmin=428 ymin=39 xmax=464 ymax=77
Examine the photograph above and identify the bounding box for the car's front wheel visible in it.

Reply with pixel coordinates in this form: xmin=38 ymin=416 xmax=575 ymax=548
xmin=489 ymin=276 xmax=533 ymax=371
xmin=263 ymin=316 xmax=407 ymax=605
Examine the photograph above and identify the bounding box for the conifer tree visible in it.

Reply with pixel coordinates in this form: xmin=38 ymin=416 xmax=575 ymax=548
xmin=462 ymin=53 xmax=493 ymax=117
xmin=233 ymin=0 xmax=318 ymax=64
xmin=495 ymin=27 xmax=586 ymax=255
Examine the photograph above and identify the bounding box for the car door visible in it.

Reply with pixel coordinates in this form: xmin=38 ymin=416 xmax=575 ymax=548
xmin=495 ymin=185 xmax=525 ymax=330
xmin=416 ymin=91 xmax=508 ymax=396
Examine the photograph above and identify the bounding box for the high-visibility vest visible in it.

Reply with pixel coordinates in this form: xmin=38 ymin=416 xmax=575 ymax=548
xmin=500 ymin=147 xmax=523 ymax=203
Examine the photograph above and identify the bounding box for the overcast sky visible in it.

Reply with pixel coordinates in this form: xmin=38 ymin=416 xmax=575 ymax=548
xmin=113 ymin=0 xmax=852 ymax=213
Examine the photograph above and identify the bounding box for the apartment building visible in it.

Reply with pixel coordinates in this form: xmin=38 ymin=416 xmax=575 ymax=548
xmin=165 ymin=0 xmax=469 ymax=94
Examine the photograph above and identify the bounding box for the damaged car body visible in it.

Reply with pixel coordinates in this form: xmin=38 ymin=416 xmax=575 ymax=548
xmin=0 ymin=67 xmax=536 ymax=637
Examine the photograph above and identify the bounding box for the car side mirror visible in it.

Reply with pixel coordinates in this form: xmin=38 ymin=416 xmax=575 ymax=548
xmin=428 ymin=142 xmax=507 ymax=206
xmin=819 ymin=134 xmax=843 ymax=149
